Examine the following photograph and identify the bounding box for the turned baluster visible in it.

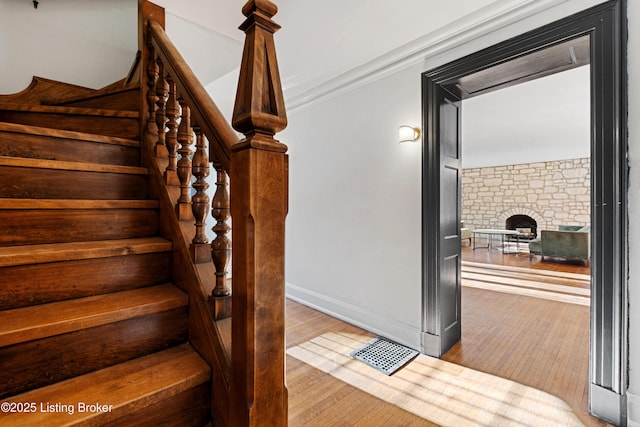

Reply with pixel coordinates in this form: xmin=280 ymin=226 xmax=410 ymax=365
xmin=164 ymin=77 xmax=180 ymax=185
xmin=176 ymin=99 xmax=193 ymax=220
xmin=154 ymin=59 xmax=169 ymax=158
xmin=190 ymin=125 xmax=211 ymax=263
xmin=211 ymin=163 xmax=231 ymax=298
xmin=145 ymin=48 xmax=159 ymax=147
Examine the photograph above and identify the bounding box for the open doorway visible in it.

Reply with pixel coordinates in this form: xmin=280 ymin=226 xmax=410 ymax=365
xmin=447 ymin=63 xmax=594 ymax=425
xmin=421 ymin=1 xmax=627 ymax=425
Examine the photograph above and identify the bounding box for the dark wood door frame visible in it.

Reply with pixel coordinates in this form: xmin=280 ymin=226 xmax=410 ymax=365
xmin=421 ymin=1 xmax=628 ymax=424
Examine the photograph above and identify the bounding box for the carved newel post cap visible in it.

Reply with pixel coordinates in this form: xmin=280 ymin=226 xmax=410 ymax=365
xmin=232 ymin=0 xmax=288 ymax=153
xmin=242 ymin=0 xmax=278 ymax=19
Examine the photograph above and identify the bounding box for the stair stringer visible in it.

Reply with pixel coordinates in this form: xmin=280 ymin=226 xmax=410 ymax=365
xmin=0 ymin=76 xmax=95 ymax=106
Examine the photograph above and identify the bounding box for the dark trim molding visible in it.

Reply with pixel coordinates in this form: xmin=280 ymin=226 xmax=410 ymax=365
xmin=421 ymin=74 xmax=441 ymax=352
xmin=421 ymin=1 xmax=628 ymax=424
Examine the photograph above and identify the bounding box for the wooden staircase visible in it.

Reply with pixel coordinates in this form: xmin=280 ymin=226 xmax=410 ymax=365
xmin=1 ymin=0 xmax=290 ymax=425
xmin=0 ymin=82 xmax=211 ymax=425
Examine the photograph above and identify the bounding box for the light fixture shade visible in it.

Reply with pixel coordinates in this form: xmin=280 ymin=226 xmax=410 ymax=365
xmin=398 ymin=125 xmax=421 ymax=143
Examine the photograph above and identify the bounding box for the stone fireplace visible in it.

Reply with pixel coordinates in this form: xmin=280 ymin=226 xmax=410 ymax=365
xmin=462 ymin=158 xmax=590 ymax=232
xmin=497 ymin=207 xmax=545 ymax=238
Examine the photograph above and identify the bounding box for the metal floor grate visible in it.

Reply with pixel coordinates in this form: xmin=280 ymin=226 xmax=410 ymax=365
xmin=349 ymin=338 xmax=419 ymax=376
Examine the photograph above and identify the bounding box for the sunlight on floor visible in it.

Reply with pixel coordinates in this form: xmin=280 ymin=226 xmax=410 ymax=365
xmin=287 ymin=332 xmax=585 ymax=427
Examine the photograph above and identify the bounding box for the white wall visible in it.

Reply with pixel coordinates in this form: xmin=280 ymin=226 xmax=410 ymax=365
xmin=462 ymin=65 xmax=591 ymax=169
xmin=0 ymin=0 xmax=137 ymax=94
xmin=0 ymin=2 xmax=7 ymax=78
xmin=626 ymin=1 xmax=639 ymax=424
xmin=164 ymin=13 xmax=241 ymax=90
xmin=283 ymin=62 xmax=424 ymax=349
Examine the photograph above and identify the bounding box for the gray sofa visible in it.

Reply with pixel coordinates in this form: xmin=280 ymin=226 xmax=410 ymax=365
xmin=528 ymin=225 xmax=590 ymax=264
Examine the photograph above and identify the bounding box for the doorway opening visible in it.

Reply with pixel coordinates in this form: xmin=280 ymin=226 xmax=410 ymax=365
xmin=421 ymin=1 xmax=627 ymax=425
xmin=451 ymin=62 xmax=593 ymax=424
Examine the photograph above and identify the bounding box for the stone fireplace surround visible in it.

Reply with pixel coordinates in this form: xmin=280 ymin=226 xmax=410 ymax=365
xmin=462 ymin=158 xmax=590 ymax=233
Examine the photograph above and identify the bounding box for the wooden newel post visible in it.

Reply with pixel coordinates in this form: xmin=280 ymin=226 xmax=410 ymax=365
xmin=230 ymin=0 xmax=288 ymax=426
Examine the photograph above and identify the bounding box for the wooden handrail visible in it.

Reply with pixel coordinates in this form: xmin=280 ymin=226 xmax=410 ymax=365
xmin=147 ymin=21 xmax=237 ymax=170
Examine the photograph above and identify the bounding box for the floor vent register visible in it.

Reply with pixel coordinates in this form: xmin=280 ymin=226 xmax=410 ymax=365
xmin=349 ymin=337 xmax=419 ymax=376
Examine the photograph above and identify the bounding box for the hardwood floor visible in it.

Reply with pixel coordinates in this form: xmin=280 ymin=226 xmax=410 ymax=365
xmin=286 ymin=301 xmax=436 ymax=426
xmin=286 ymin=245 xmax=609 ymax=426
xmin=441 ymin=286 xmax=602 ymax=426
xmin=453 ymin=243 xmax=606 ymax=426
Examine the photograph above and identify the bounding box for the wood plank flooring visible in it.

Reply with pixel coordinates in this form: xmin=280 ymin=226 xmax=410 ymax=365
xmin=288 ymin=331 xmax=587 ymax=426
xmin=441 ymin=286 xmax=603 ymax=426
xmin=286 ymin=245 xmax=610 ymax=426
xmin=286 ymin=300 xmax=435 ymax=426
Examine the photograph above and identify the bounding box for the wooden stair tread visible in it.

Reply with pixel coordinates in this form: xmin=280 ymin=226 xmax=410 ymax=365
xmin=0 ymin=198 xmax=158 ymax=210
xmin=0 ymin=156 xmax=147 ymax=175
xmin=0 ymin=121 xmax=140 ymax=147
xmin=0 ymin=284 xmax=187 ymax=347
xmin=0 ymin=102 xmax=139 ymax=118
xmin=0 ymin=237 xmax=172 ymax=267
xmin=3 ymin=344 xmax=210 ymax=426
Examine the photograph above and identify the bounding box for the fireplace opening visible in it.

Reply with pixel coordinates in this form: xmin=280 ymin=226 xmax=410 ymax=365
xmin=505 ymin=215 xmax=537 ymax=239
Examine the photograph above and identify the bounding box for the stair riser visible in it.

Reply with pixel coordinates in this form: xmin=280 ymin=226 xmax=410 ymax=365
xmin=57 ymin=89 xmax=140 ymax=112
xmin=0 ymin=131 xmax=140 ymax=166
xmin=0 ymin=209 xmax=159 ymax=246
xmin=102 ymin=383 xmax=210 ymax=427
xmin=0 ymin=253 xmax=172 ymax=310
xmin=0 ymin=166 xmax=148 ymax=199
xmin=0 ymin=111 xmax=139 ymax=139
xmin=0 ymin=307 xmax=188 ymax=399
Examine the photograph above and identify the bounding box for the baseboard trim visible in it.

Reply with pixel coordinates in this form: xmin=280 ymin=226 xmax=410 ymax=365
xmin=421 ymin=332 xmax=442 ymax=357
xmin=629 ymin=391 xmax=639 ymax=427
xmin=590 ymin=383 xmax=627 ymax=426
xmin=286 ymin=281 xmax=421 ymax=351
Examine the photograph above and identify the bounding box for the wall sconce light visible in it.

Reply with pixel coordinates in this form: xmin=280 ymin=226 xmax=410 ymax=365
xmin=33 ymin=0 xmax=39 ymax=8
xmin=398 ymin=125 xmax=421 ymax=143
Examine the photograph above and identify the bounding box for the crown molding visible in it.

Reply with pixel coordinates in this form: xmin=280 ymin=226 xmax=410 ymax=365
xmin=285 ymin=0 xmax=569 ymax=113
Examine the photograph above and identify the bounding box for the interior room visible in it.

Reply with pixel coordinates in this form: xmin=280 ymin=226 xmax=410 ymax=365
xmin=0 ymin=1 xmax=638 ymax=426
